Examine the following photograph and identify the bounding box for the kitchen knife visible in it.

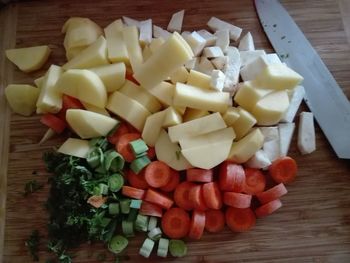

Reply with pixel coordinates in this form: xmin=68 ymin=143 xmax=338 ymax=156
xmin=254 ymin=0 xmax=350 ymax=159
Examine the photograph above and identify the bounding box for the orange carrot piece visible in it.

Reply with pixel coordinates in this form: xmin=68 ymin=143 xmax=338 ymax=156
xmin=121 ymin=186 xmax=145 ymax=199
xmin=189 ymin=185 xmax=208 ymax=211
xmin=202 ymin=182 xmax=222 ymax=210
xmin=243 ymin=168 xmax=266 ymax=195
xmin=108 ymin=122 xmax=130 ymax=145
xmin=174 ymin=181 xmax=196 ymax=211
xmin=256 ymin=183 xmax=288 ymax=204
xmin=144 ymin=161 xmax=171 ymax=188
xmin=126 ymin=169 xmax=149 ymax=190
xmin=223 ymin=192 xmax=252 ymax=209
xmin=269 ymin=156 xmax=298 ymax=184
xmin=116 ymin=133 xmax=141 ymax=162
xmin=186 ymin=168 xmax=213 ymax=183
xmin=255 ymin=199 xmax=283 ymax=218
xmin=188 ymin=210 xmax=206 ymax=240
xmin=140 ymin=201 xmax=163 ymax=217
xmin=160 ymin=169 xmax=180 ymax=192
xmin=205 ymin=209 xmax=225 ymax=233
xmin=219 ymin=161 xmax=245 ymax=192
xmin=144 ymin=189 xmax=174 ymax=210
xmin=161 ymin=207 xmax=190 ymax=239
xmin=225 ymin=207 xmax=256 ymax=232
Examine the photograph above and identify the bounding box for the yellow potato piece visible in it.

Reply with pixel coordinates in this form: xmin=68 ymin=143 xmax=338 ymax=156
xmin=232 ymin=107 xmax=257 ymax=140
xmin=89 ymin=63 xmax=126 ymax=92
xmin=104 ymin=19 xmax=129 ymax=64
xmin=6 ymin=45 xmax=51 ymax=73
xmin=66 ymin=46 xmax=86 ymax=61
xmin=170 ymin=66 xmax=189 ymax=84
xmin=186 ymin=70 xmax=211 ymax=89
xmin=106 ymin=91 xmax=151 ymax=131
xmin=34 ymin=76 xmax=45 ymax=89
xmin=183 ymin=108 xmax=210 ymax=122
xmin=227 ymin=128 xmax=264 ymax=163
xmin=55 ymin=69 xmax=107 ymax=108
xmin=81 ymin=101 xmax=110 ymax=116
xmin=5 ymin=84 xmax=39 ymax=116
xmin=149 ymin=37 xmax=165 ymax=53
xmin=122 ymin=26 xmax=143 ymax=73
xmin=222 ymin=107 xmax=240 ymax=126
xmin=163 ymin=107 xmax=183 ymax=127
xmin=66 ymin=109 xmax=118 ymax=139
xmin=58 ymin=138 xmax=92 ymax=158
xmin=146 ymin=81 xmax=174 ymax=106
xmin=142 ymin=110 xmax=167 ymax=147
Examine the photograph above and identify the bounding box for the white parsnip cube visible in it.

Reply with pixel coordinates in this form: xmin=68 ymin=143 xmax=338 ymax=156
xmin=197 ymin=29 xmax=217 ymax=47
xmin=298 ymin=112 xmax=316 ymax=155
xmin=184 ymin=31 xmax=206 ymax=56
xmin=167 ymin=10 xmax=185 ymax=32
xmin=281 ymin=85 xmax=305 ymax=122
xmin=240 ymin=50 xmax=266 ymax=68
xmin=139 ymin=19 xmax=152 ymax=44
xmin=197 ymin=57 xmax=215 ymax=75
xmin=208 ymin=17 xmax=242 ymax=41
xmin=238 ymin=32 xmax=255 ymax=51
xmin=215 ymin=29 xmax=230 ymax=53
xmin=211 ymin=56 xmax=228 ymax=70
xmin=210 ymin=70 xmax=226 ymax=91
xmin=203 ymin=46 xmax=224 ymax=58
xmin=153 ymin=25 xmax=171 ymax=39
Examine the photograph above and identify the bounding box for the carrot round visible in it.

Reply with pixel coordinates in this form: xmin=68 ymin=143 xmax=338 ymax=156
xmin=269 ymin=156 xmax=298 ymax=184
xmin=243 ymin=168 xmax=266 ymax=195
xmin=160 ymin=169 xmax=180 ymax=192
xmin=108 ymin=122 xmax=130 ymax=145
xmin=121 ymin=186 xmax=145 ymax=199
xmin=189 ymin=185 xmax=207 ymax=211
xmin=56 ymin=94 xmax=84 ymax=120
xmin=255 ymin=199 xmax=282 ymax=218
xmin=219 ymin=161 xmax=245 ymax=192
xmin=140 ymin=201 xmax=163 ymax=217
xmin=188 ymin=210 xmax=206 ymax=240
xmin=144 ymin=189 xmax=174 ymax=210
xmin=186 ymin=168 xmax=213 ymax=183
xmin=256 ymin=183 xmax=288 ymax=204
xmin=223 ymin=192 xmax=252 ymax=209
xmin=225 ymin=207 xmax=256 ymax=232
xmin=126 ymin=169 xmax=149 ymax=190
xmin=202 ymin=182 xmax=222 ymax=210
xmin=40 ymin=114 xmax=67 ymax=133
xmin=205 ymin=209 xmax=225 ymax=233
xmin=162 ymin=207 xmax=190 ymax=239
xmin=116 ymin=133 xmax=141 ymax=162
xmin=174 ymin=181 xmax=196 ymax=211
xmin=144 ymin=161 xmax=171 ymax=188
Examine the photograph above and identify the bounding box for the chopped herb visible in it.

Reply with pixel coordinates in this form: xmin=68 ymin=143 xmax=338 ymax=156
xmin=23 ymin=180 xmax=44 ymax=196
xmin=25 ymin=230 xmax=40 ymax=261
xmin=175 ymin=150 xmax=181 ymax=160
xmin=281 ymin=36 xmax=286 ymax=40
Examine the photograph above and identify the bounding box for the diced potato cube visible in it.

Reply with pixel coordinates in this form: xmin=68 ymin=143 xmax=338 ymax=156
xmin=183 ymin=108 xmax=210 ymax=122
xmin=232 ymin=107 xmax=257 ymax=140
xmin=89 ymin=63 xmax=126 ymax=92
xmin=222 ymin=107 xmax=240 ymax=126
xmin=163 ymin=107 xmax=183 ymax=127
xmin=58 ymin=138 xmax=92 ymax=158
xmin=5 ymin=84 xmax=40 ymax=116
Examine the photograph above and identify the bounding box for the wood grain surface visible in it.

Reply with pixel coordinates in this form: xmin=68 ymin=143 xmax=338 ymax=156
xmin=1 ymin=0 xmax=350 ymax=262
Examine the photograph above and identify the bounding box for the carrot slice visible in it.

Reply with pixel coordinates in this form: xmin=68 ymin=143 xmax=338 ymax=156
xmin=188 ymin=210 xmax=206 ymax=240
xmin=121 ymin=186 xmax=145 ymax=199
xmin=147 ymin=146 xmax=156 ymax=160
xmin=144 ymin=161 xmax=171 ymax=188
xmin=116 ymin=133 xmax=141 ymax=162
xmin=255 ymin=199 xmax=282 ymax=218
xmin=256 ymin=183 xmax=288 ymax=204
xmin=144 ymin=189 xmax=174 ymax=210
xmin=189 ymin=185 xmax=207 ymax=211
xmin=269 ymin=156 xmax=298 ymax=184
xmin=108 ymin=122 xmax=130 ymax=145
xmin=160 ymin=169 xmax=180 ymax=192
xmin=225 ymin=207 xmax=256 ymax=232
xmin=186 ymin=168 xmax=213 ymax=183
xmin=126 ymin=68 xmax=140 ymax=85
xmin=219 ymin=161 xmax=245 ymax=192
xmin=223 ymin=192 xmax=252 ymax=209
xmin=202 ymin=182 xmax=222 ymax=210
xmin=174 ymin=182 xmax=196 ymax=211
xmin=243 ymin=168 xmax=266 ymax=195
xmin=126 ymin=169 xmax=149 ymax=190
xmin=161 ymin=207 xmax=190 ymax=239
xmin=40 ymin=114 xmax=67 ymax=133
xmin=205 ymin=209 xmax=225 ymax=233
xmin=57 ymin=94 xmax=84 ymax=120
xmin=140 ymin=201 xmax=163 ymax=217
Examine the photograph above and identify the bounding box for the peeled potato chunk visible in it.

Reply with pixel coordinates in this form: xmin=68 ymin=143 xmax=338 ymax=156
xmin=58 ymin=138 xmax=92 ymax=158
xmin=5 ymin=84 xmax=39 ymax=116
xmin=6 ymin=45 xmax=51 ymax=73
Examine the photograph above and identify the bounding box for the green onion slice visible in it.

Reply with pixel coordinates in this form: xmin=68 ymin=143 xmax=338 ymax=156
xmin=129 ymin=139 xmax=149 ymax=156
xmin=104 ymin=150 xmax=124 ymax=172
xmin=139 ymin=238 xmax=155 ymax=258
xmin=108 ymin=235 xmax=128 ymax=254
xmin=157 ymin=238 xmax=169 ymax=258
xmin=130 ymin=156 xmax=151 ymax=174
xmin=169 ymin=239 xmax=187 ymax=257
xmin=135 ymin=214 xmax=149 ymax=232
xmin=108 ymin=173 xmax=124 ymax=192
xmin=147 ymin=216 xmax=157 ymax=231
xmin=108 ymin=203 xmax=120 ymax=215
xmin=122 ymin=220 xmax=135 ymax=237
xmin=87 ymin=147 xmax=104 ymax=168
xmin=148 ymin=227 xmax=162 ymax=241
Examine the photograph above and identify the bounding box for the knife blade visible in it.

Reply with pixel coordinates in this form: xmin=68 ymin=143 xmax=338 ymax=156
xmin=254 ymin=0 xmax=350 ymax=159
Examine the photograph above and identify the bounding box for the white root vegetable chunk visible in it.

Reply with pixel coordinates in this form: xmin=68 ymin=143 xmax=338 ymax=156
xmin=123 ymin=26 xmax=143 ymax=73
xmin=180 ymin=127 xmax=235 ymax=169
xmin=81 ymin=101 xmax=110 ymax=116
xmin=134 ymin=32 xmax=193 ymax=89
xmin=197 ymin=29 xmax=217 ymax=47
xmin=167 ymin=10 xmax=185 ymax=32
xmin=259 ymin=126 xmax=279 ymax=142
xmin=231 ymin=107 xmax=257 ymax=140
xmin=163 ymin=107 xmax=183 ymax=128
xmin=281 ymin=85 xmax=305 ymax=122
xmin=5 ymin=84 xmax=40 ymax=116
xmin=55 ymin=69 xmax=107 ymax=108
xmin=210 ymin=70 xmax=226 ymax=91
xmin=263 ymin=139 xmax=280 ymax=162
xmin=215 ymin=29 xmax=230 ymax=53
xmin=197 ymin=57 xmax=215 ymax=75
xmin=122 ymin=16 xmax=140 ymax=27
xmin=265 ymin=53 xmax=282 ymax=64
xmin=63 ymin=36 xmax=109 ymax=70
xmin=245 ymin=149 xmax=271 ymax=169
xmin=238 ymin=32 xmax=255 ymax=51
xmin=211 ymin=56 xmax=228 ymax=70
xmin=187 ymin=70 xmax=211 ymax=89
xmin=203 ymin=46 xmax=224 ymax=58
xmin=106 ymin=91 xmax=151 ymax=131
xmin=153 ymin=25 xmax=172 ymax=39
xmin=173 ymin=83 xmax=229 ymax=113
xmin=279 ymin=123 xmax=295 ymax=156
xmin=207 ymin=17 xmax=242 ymax=41
xmin=58 ymin=138 xmax=92 ymax=158
xmin=142 ymin=46 xmax=152 ymax=61
xmin=240 ymin=55 xmax=272 ymax=81
xmin=184 ymin=57 xmax=199 ymax=70
xmin=139 ymin=19 xmax=153 ymax=44
xmin=36 ymin=65 xmax=63 ymax=113
xmin=184 ymin=31 xmax=206 ymax=56
xmin=227 ymin=128 xmax=265 ymax=163
xmin=34 ymin=76 xmax=44 ymax=88
xmin=298 ymin=112 xmax=316 ymax=154
xmin=224 ymin=47 xmax=241 ymax=91
xmin=142 ymin=110 xmax=167 ymax=147
xmin=104 ymin=19 xmax=129 ymax=64
xmin=240 ymin=50 xmax=266 ymax=68
xmin=89 ymin=63 xmax=126 ymax=92
xmin=168 ymin=112 xmax=226 ymax=142
xmin=66 ymin=109 xmax=118 ymax=139
xmin=6 ymin=45 xmax=51 ymax=73
xmin=155 ymin=129 xmax=192 ymax=171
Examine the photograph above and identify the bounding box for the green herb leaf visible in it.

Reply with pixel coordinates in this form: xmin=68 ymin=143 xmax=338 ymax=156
xmin=25 ymin=230 xmax=40 ymax=261
xmin=23 ymin=180 xmax=44 ymax=196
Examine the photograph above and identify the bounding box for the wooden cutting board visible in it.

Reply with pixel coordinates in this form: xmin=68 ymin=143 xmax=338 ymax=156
xmin=1 ymin=0 xmax=350 ymax=262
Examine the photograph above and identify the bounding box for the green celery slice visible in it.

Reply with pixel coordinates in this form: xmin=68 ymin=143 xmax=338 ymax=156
xmin=108 ymin=203 xmax=120 ymax=215
xmin=87 ymin=147 xmax=104 ymax=168
xmin=104 ymin=150 xmax=125 ymax=172
xmin=148 ymin=227 xmax=162 ymax=241
xmin=147 ymin=216 xmax=157 ymax=231
xmin=108 ymin=173 xmax=124 ymax=192
xmin=139 ymin=238 xmax=155 ymax=258
xmin=120 ymin=199 xmax=131 ymax=214
xmin=108 ymin=235 xmax=128 ymax=254
xmin=129 ymin=139 xmax=149 ymax=156
xmin=135 ymin=214 xmax=149 ymax=232
xmin=122 ymin=220 xmax=135 ymax=237
xmin=157 ymin=238 xmax=169 ymax=258
xmin=130 ymin=156 xmax=151 ymax=174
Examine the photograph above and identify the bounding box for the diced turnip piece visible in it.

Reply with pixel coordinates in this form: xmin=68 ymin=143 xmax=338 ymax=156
xmin=240 ymin=54 xmax=271 ymax=82
xmin=223 ymin=46 xmax=241 ymax=92
xmin=197 ymin=57 xmax=215 ymax=75
xmin=259 ymin=126 xmax=279 ymax=142
xmin=240 ymin=50 xmax=266 ymax=68
xmin=210 ymin=70 xmax=226 ymax=91
xmin=197 ymin=29 xmax=217 ymax=47
xmin=245 ymin=149 xmax=271 ymax=169
xmin=278 ymin=123 xmax=295 ymax=156
xmin=215 ymin=29 xmax=230 ymax=53
xmin=167 ymin=10 xmax=185 ymax=32
xmin=153 ymin=25 xmax=172 ymax=39
xmin=181 ymin=31 xmax=191 ymax=38
xmin=238 ymin=32 xmax=255 ymax=51
xmin=122 ymin=16 xmax=140 ymax=27
xmin=281 ymin=85 xmax=305 ymax=122
xmin=207 ymin=17 xmax=242 ymax=41
xmin=139 ymin=19 xmax=152 ymax=44
xmin=211 ymin=56 xmax=228 ymax=70
xmin=263 ymin=139 xmax=280 ymax=162
xmin=298 ymin=112 xmax=316 ymax=154
xmin=184 ymin=57 xmax=199 ymax=70
xmin=203 ymin=46 xmax=224 ymax=58
xmin=184 ymin=31 xmax=206 ymax=56
xmin=265 ymin=53 xmax=282 ymax=64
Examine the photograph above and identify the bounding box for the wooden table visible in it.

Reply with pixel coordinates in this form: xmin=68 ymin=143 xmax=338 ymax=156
xmin=1 ymin=0 xmax=350 ymax=262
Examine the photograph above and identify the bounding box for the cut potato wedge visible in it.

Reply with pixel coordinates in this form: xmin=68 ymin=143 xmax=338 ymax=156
xmin=104 ymin=19 xmax=129 ymax=64
xmin=58 ymin=138 xmax=92 ymax=158
xmin=6 ymin=45 xmax=51 ymax=73
xmin=81 ymin=101 xmax=110 ymax=116
xmin=89 ymin=63 xmax=126 ymax=92
xmin=66 ymin=109 xmax=118 ymax=139
xmin=146 ymin=81 xmax=174 ymax=106
xmin=142 ymin=110 xmax=167 ymax=147
xmin=222 ymin=107 xmax=240 ymax=126
xmin=155 ymin=129 xmax=192 ymax=171
xmin=183 ymin=108 xmax=210 ymax=122
xmin=55 ymin=69 xmax=107 ymax=108
xmin=231 ymin=107 xmax=257 ymax=140
xmin=5 ymin=84 xmax=40 ymax=116
xmin=186 ymin=70 xmax=211 ymax=89
xmin=122 ymin=26 xmax=143 ymax=73
xmin=163 ymin=107 xmax=182 ymax=127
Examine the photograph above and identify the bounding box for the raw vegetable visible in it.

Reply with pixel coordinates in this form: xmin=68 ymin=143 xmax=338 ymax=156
xmin=40 ymin=113 xmax=67 ymax=133
xmin=140 ymin=201 xmax=163 ymax=218
xmin=157 ymin=238 xmax=169 ymax=258
xmin=148 ymin=216 xmax=158 ymax=231
xmin=255 ymin=199 xmax=283 ymax=218
xmin=121 ymin=186 xmax=145 ymax=199
xmin=225 ymin=207 xmax=256 ymax=232
xmin=219 ymin=161 xmax=245 ymax=192
xmin=130 ymin=155 xmax=151 ymax=174
xmin=188 ymin=210 xmax=206 ymax=240
xmin=109 ymin=235 xmax=128 ymax=254
xmin=144 ymin=160 xmax=171 ymax=188
xmin=116 ymin=133 xmax=141 ymax=162
xmin=202 ymin=182 xmax=222 ymax=210
xmin=204 ymin=209 xmax=225 ymax=233
xmin=174 ymin=181 xmax=196 ymax=211
xmin=269 ymin=156 xmax=298 ymax=184
xmin=139 ymin=238 xmax=155 ymax=258
xmin=161 ymin=207 xmax=190 ymax=239
xmin=148 ymin=227 xmax=162 ymax=240
xmin=186 ymin=168 xmax=213 ymax=183
xmin=160 ymin=169 xmax=180 ymax=192
xmin=256 ymin=183 xmax=288 ymax=204
xmin=169 ymin=239 xmax=187 ymax=257
xmin=189 ymin=185 xmax=207 ymax=211
xmin=242 ymin=168 xmax=266 ymax=194
xmin=144 ymin=189 xmax=174 ymax=209
xmin=223 ymin=192 xmax=252 ymax=208
xmin=126 ymin=169 xmax=149 ymax=189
